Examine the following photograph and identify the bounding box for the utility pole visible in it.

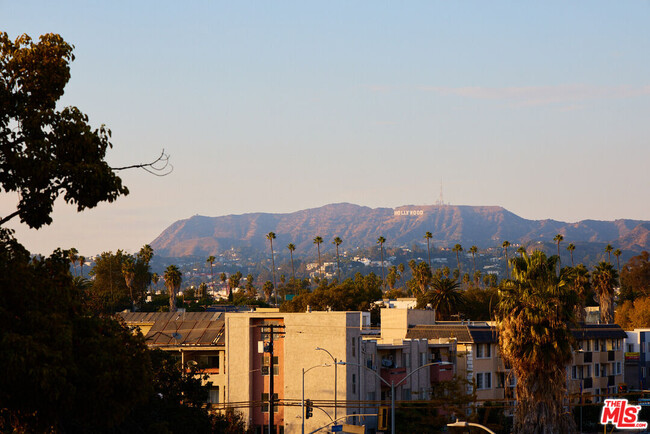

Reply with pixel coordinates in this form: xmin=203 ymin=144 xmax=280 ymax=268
xmin=261 ymin=324 xmax=285 ymax=434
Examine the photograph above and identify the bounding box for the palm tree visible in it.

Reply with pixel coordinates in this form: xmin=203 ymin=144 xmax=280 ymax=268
xmin=78 ymin=255 xmax=85 ymax=277
xmin=568 ymin=264 xmax=591 ymax=323
xmin=613 ymin=248 xmax=622 ymax=277
xmin=266 ymin=232 xmax=277 ymax=305
xmin=377 ymin=236 xmax=386 ymax=291
xmin=502 ymin=241 xmax=510 ymax=279
xmin=468 ymin=245 xmax=478 ymax=278
xmin=452 ymin=244 xmax=463 ymax=276
xmin=220 ymin=272 xmax=228 ymax=296
xmin=206 ymin=255 xmax=216 ymax=288
xmin=428 ymin=277 xmax=462 ymax=320
xmin=122 ymin=257 xmax=136 ymax=311
xmin=68 ymin=247 xmax=79 ymax=277
xmin=516 ymin=246 xmax=525 ymax=258
xmin=592 ymin=261 xmax=618 ymax=324
xmin=152 ymin=272 xmax=159 ymax=292
xmin=566 ymin=243 xmax=576 ymax=266
xmin=497 ymin=251 xmax=577 ymax=433
xmin=408 ymin=260 xmax=432 ymax=295
xmin=553 ymin=234 xmax=564 ymax=269
xmin=605 ymin=244 xmax=613 ymax=263
xmin=332 ymin=237 xmax=343 ymax=281
xmin=424 ymin=232 xmax=433 ymax=269
xmin=313 ymin=236 xmax=323 ymax=279
xmin=164 ymin=264 xmax=182 ymax=313
xmin=287 ymin=243 xmax=296 ymax=281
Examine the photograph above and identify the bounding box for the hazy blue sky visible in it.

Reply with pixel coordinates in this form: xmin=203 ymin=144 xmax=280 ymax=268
xmin=2 ymin=1 xmax=650 ymax=255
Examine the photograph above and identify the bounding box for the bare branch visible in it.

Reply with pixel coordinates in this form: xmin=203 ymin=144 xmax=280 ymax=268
xmin=0 ymin=210 xmax=21 ymax=227
xmin=111 ymin=149 xmax=173 ymax=177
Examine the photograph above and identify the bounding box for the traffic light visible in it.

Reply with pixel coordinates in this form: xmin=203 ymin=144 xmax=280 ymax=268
xmin=619 ymin=384 xmax=628 ymax=394
xmin=305 ymin=399 xmax=313 ymax=419
xmin=377 ymin=406 xmax=389 ymax=430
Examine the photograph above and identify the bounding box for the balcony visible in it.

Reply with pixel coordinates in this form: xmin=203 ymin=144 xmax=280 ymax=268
xmin=583 ymin=352 xmax=592 ymax=363
xmin=583 ymin=378 xmax=593 ymax=389
xmin=380 ymin=367 xmax=407 ymax=386
xmin=608 ymin=351 xmax=615 ymax=361
xmin=430 ymin=363 xmax=454 ymax=383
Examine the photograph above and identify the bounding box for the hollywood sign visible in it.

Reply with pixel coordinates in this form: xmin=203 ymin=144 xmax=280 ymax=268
xmin=394 ymin=209 xmax=424 ymax=216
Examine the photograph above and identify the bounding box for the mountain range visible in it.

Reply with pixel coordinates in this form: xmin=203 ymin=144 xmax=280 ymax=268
xmin=149 ymin=203 xmax=650 ymax=258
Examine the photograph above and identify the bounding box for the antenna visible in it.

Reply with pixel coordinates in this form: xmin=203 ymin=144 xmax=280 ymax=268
xmin=436 ymin=179 xmax=444 ymax=206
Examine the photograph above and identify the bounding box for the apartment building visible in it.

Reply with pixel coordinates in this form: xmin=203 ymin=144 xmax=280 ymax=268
xmin=623 ymin=328 xmax=650 ymax=390
xmin=119 ymin=311 xmax=227 ymax=404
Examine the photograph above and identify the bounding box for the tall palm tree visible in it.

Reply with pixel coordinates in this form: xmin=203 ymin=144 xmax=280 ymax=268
xmin=497 ymin=251 xmax=577 ymax=433
xmin=566 ymin=243 xmax=576 ymax=266
xmin=452 ymin=244 xmax=463 ymax=275
xmin=266 ymin=232 xmax=278 ymax=305
xmin=377 ymin=236 xmax=386 ymax=291
xmin=78 ymin=255 xmax=85 ymax=277
xmin=122 ymin=257 xmax=136 ymax=311
xmin=164 ymin=264 xmax=182 ymax=313
xmin=605 ymin=244 xmax=613 ymax=263
xmin=469 ymin=246 xmax=478 ymax=278
xmin=287 ymin=243 xmax=296 ymax=281
xmin=68 ymin=247 xmax=79 ymax=277
xmin=152 ymin=272 xmax=159 ymax=292
xmin=613 ymin=248 xmax=622 ymax=277
xmin=516 ymin=246 xmax=525 ymax=258
xmin=424 ymin=232 xmax=433 ymax=269
xmin=313 ymin=236 xmax=323 ymax=279
xmin=206 ymin=255 xmax=216 ymax=288
xmin=553 ymin=234 xmax=564 ymax=270
xmin=592 ymin=261 xmax=618 ymax=324
xmin=220 ymin=272 xmax=228 ymax=296
xmin=502 ymin=241 xmax=510 ymax=279
xmin=332 ymin=237 xmax=343 ymax=281
xmin=568 ymin=264 xmax=591 ymax=323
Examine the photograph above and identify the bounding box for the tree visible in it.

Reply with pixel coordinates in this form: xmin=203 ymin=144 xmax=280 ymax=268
xmin=407 ymin=260 xmax=432 ymax=296
xmin=78 ymin=255 xmax=85 ymax=277
xmin=496 ymin=251 xmax=577 ymax=433
xmin=567 ymin=243 xmax=576 ymax=266
xmin=0 ymin=33 xmax=131 ymax=229
xmin=469 ymin=245 xmax=478 ymax=277
xmin=424 ymin=232 xmax=433 ymax=269
xmin=452 ymin=243 xmax=463 ymax=275
xmin=377 ymin=236 xmax=386 ymax=291
xmin=266 ymin=232 xmax=277 ymax=305
xmin=592 ymin=261 xmax=618 ymax=324
xmin=567 ymin=264 xmax=592 ymax=323
xmin=620 ymin=251 xmax=650 ymax=301
xmin=502 ymin=240 xmax=510 ymax=279
xmin=262 ymin=280 xmax=274 ymax=303
xmin=164 ymin=265 xmax=182 ymax=313
xmin=287 ymin=243 xmax=296 ymax=281
xmin=553 ymin=233 xmax=564 ymax=270
xmin=613 ymin=248 xmax=622 ymax=277
xmin=418 ymin=277 xmax=462 ymax=320
xmin=313 ymin=236 xmax=323 ymax=279
xmin=245 ymin=273 xmax=257 ymax=298
xmin=122 ymin=257 xmax=136 ymax=311
xmin=229 ymin=271 xmax=243 ymax=292
xmin=68 ymin=247 xmax=79 ymax=276
xmin=605 ymin=244 xmax=613 ymax=263
xmin=332 ymin=237 xmax=343 ymax=281
xmin=615 ymin=298 xmax=650 ymax=330
xmin=206 ymin=255 xmax=215 ymax=288
xmin=0 ymin=231 xmax=153 ymax=432
xmin=516 ymin=246 xmax=526 ymax=258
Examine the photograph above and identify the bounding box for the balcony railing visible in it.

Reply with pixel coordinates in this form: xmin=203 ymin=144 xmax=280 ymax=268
xmin=430 ymin=363 xmax=454 ymax=382
xmin=380 ymin=367 xmax=407 ymax=386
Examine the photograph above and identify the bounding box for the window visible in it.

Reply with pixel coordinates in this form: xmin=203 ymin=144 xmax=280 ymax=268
xmin=594 ymin=340 xmax=599 ymax=352
xmin=585 ymin=340 xmax=591 ymax=351
xmin=595 ymin=363 xmax=600 ymax=377
xmin=420 ymin=352 xmax=426 ymax=367
xmin=476 ymin=373 xmax=491 ymax=390
xmin=403 ymin=353 xmax=411 ymax=368
xmin=642 ymin=342 xmax=646 ymax=353
xmin=601 ymin=364 xmax=607 ymax=377
xmin=352 ymin=338 xmax=356 ymax=357
xmin=572 ymin=366 xmax=577 ymax=380
xmin=261 ymin=393 xmax=279 ymax=413
xmin=352 ymin=374 xmax=356 ymax=394
xmin=208 ymin=387 xmax=219 ymax=404
xmin=261 ymin=355 xmax=279 ymax=376
xmin=585 ymin=365 xmax=591 ymax=378
xmin=628 ymin=344 xmax=634 ymax=353
xmin=642 ymin=367 xmax=646 ymax=378
xmin=199 ymin=355 xmax=219 ymax=369
xmin=616 ymin=362 xmax=622 ymax=375
xmin=402 ymin=388 xmax=411 ymax=400
xmin=476 ymin=344 xmax=491 ymax=358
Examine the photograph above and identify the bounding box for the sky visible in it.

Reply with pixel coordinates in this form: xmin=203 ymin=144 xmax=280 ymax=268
xmin=2 ymin=1 xmax=650 ymax=256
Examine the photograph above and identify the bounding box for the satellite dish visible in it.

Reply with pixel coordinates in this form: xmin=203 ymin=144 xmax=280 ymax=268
xmin=172 ymin=332 xmax=182 ymax=340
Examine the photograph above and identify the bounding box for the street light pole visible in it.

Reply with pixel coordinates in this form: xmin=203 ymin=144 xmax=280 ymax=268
xmin=315 ymin=347 xmax=338 ymax=420
xmin=339 ymin=361 xmax=436 ymax=433
xmin=302 ymin=363 xmax=330 ymax=434
xmin=447 ymin=419 xmax=497 ymax=434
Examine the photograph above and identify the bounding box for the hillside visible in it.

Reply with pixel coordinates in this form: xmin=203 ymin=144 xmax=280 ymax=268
xmin=149 ymin=203 xmax=650 ymax=257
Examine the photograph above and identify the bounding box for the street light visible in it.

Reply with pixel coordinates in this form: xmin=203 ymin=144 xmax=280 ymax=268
xmin=339 ymin=360 xmax=436 ymax=434
xmin=315 ymin=347 xmax=338 ymax=420
xmin=447 ymin=419 xmax=497 ymax=434
xmin=302 ymin=363 xmax=330 ymax=434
